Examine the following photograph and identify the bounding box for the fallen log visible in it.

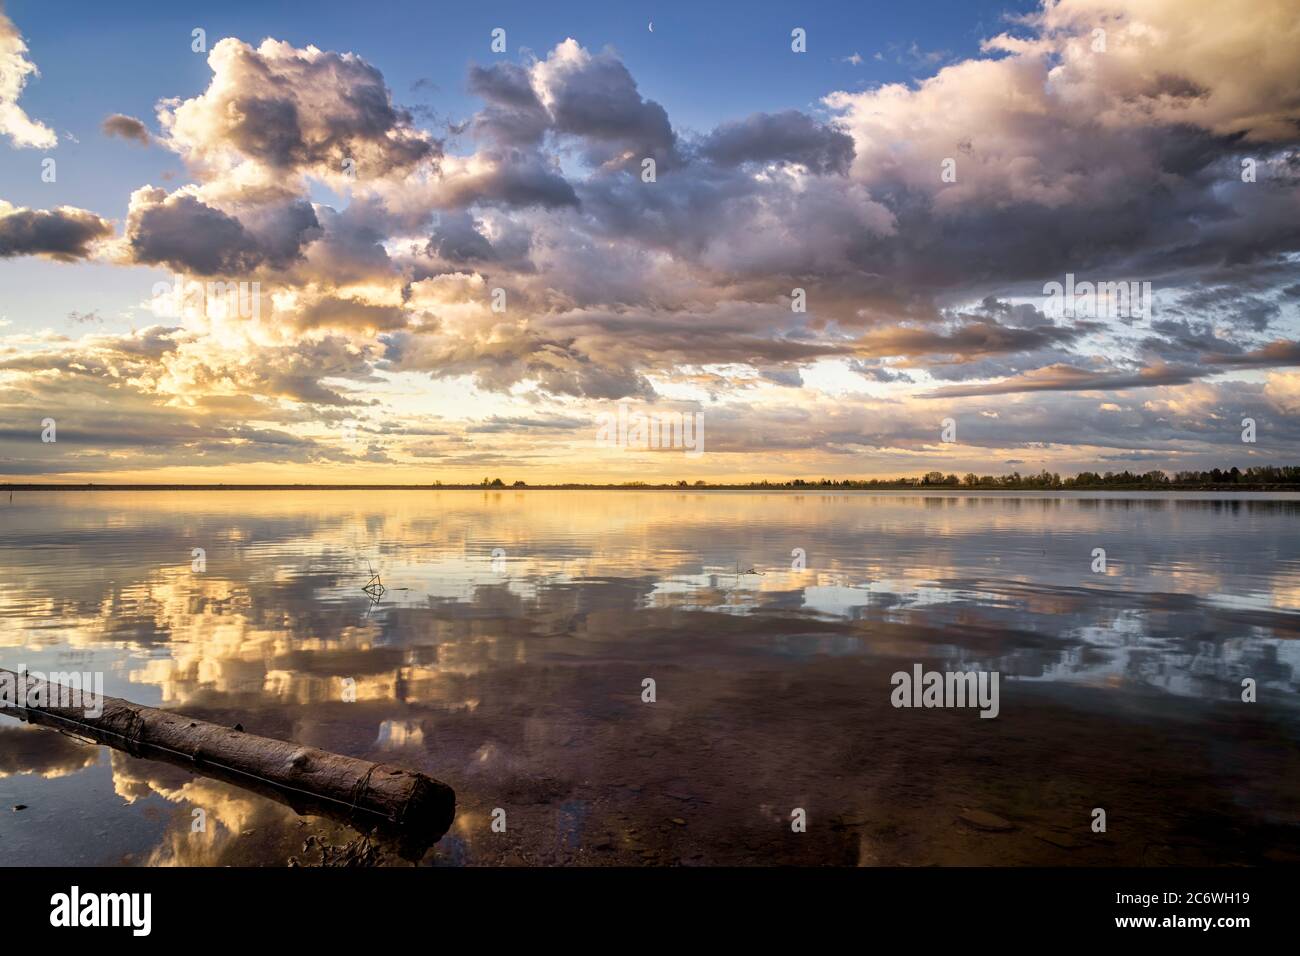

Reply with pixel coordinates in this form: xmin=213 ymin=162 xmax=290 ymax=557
xmin=0 ymin=668 xmax=455 ymax=859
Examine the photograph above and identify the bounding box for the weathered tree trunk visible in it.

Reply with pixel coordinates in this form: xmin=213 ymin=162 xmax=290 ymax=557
xmin=0 ymin=669 xmax=455 ymax=859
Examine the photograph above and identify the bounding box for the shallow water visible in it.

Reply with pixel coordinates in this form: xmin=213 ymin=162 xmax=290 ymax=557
xmin=2 ymin=489 xmax=1299 ymax=865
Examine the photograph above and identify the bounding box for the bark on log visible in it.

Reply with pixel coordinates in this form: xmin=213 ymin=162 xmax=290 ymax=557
xmin=0 ymin=669 xmax=455 ymax=859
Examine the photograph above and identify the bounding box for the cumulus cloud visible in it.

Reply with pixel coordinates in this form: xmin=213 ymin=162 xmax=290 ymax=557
xmin=123 ymin=186 xmax=320 ymax=274
xmin=0 ymin=7 xmax=55 ymax=148
xmin=0 ymin=200 xmax=113 ymax=260
xmin=698 ymin=110 xmax=854 ymax=174
xmin=466 ymin=61 xmax=551 ymax=147
xmin=821 ymin=0 xmax=1300 ymax=307
xmin=529 ymin=38 xmax=677 ymax=169
xmin=1025 ymin=0 xmax=1300 ymax=143
xmin=433 ymin=149 xmax=579 ymax=210
xmin=102 ymin=113 xmax=150 ymax=145
xmin=158 ymin=37 xmax=437 ymax=186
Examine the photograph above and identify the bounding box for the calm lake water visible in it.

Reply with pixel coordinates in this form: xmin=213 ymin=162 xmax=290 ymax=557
xmin=2 ymin=489 xmax=1299 ymax=865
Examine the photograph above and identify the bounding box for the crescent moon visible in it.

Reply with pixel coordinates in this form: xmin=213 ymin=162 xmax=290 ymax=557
xmin=648 ymin=21 xmax=654 ymax=32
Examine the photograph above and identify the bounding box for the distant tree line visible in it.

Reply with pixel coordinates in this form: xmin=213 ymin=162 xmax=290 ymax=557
xmin=12 ymin=467 xmax=1300 ymax=492
xmin=748 ymin=466 xmax=1300 ymax=489
xmin=470 ymin=466 xmax=1300 ymax=490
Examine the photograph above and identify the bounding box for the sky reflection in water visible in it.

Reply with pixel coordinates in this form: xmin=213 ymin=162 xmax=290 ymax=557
xmin=2 ymin=490 xmax=1298 ymax=865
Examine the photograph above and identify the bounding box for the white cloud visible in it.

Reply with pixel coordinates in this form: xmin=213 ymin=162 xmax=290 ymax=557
xmin=0 ymin=7 xmax=56 ymax=149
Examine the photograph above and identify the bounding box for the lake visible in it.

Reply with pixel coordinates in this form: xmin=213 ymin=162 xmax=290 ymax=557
xmin=2 ymin=489 xmax=1299 ymax=865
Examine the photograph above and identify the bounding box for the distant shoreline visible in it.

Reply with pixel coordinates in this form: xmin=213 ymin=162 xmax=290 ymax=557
xmin=4 ymin=483 xmax=1300 ymax=493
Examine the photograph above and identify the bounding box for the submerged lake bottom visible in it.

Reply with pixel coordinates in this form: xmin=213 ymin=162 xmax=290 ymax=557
xmin=1 ymin=489 xmax=1298 ymax=866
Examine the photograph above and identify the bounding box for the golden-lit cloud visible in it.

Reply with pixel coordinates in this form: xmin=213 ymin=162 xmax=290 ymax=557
xmin=0 ymin=7 xmax=55 ymax=148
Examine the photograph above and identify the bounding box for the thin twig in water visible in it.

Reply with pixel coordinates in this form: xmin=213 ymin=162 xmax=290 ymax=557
xmin=357 ymin=556 xmax=409 ymax=605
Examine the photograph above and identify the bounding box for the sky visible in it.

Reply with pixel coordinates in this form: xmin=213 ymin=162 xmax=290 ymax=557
xmin=1 ymin=0 xmax=1298 ymax=484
